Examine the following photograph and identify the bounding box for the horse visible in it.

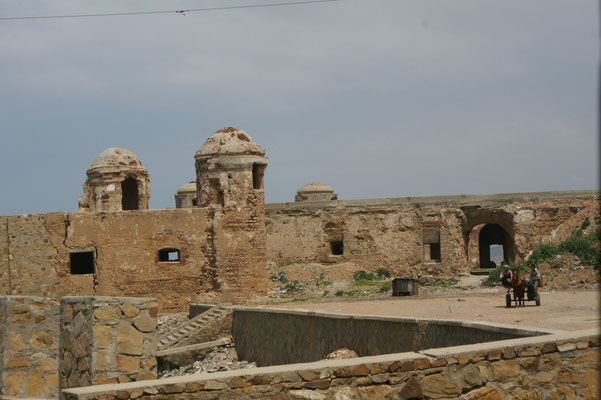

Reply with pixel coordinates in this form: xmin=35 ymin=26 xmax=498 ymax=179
xmin=510 ymin=270 xmax=527 ymax=307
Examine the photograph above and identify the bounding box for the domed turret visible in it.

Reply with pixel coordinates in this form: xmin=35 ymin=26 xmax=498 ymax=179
xmin=195 ymin=127 xmax=265 ymax=158
xmin=174 ymin=181 xmax=197 ymax=208
xmin=194 ymin=127 xmax=268 ymax=207
xmin=78 ymin=147 xmax=150 ymax=212
xmin=295 ymin=182 xmax=337 ymax=202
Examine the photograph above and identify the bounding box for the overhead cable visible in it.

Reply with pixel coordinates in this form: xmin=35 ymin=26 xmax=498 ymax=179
xmin=0 ymin=0 xmax=340 ymax=21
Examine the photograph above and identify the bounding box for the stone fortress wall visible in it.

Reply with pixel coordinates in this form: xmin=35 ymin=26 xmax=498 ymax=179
xmin=265 ymin=190 xmax=600 ymax=276
xmin=0 ymin=125 xmax=599 ymax=312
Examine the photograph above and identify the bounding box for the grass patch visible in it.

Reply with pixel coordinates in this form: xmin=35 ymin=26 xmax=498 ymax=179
xmin=352 ymin=269 xmax=390 ymax=283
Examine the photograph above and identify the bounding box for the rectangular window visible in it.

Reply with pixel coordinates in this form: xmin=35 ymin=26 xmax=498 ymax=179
xmin=423 ymin=229 xmax=441 ymax=263
xmin=429 ymin=243 xmax=441 ymax=261
xmin=159 ymin=249 xmax=180 ymax=262
xmin=70 ymin=251 xmax=95 ymax=274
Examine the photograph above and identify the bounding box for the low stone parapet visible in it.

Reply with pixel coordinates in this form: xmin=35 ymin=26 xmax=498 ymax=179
xmin=62 ymin=328 xmax=600 ymax=399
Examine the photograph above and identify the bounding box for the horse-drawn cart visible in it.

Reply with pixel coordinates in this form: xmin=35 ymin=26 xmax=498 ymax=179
xmin=505 ymin=286 xmax=540 ymax=307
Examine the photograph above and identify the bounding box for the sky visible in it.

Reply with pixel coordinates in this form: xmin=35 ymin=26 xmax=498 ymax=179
xmin=0 ymin=0 xmax=598 ymax=215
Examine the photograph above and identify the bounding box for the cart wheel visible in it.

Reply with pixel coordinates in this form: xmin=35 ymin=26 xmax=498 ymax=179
xmin=535 ymin=293 xmax=540 ymax=306
xmin=506 ymin=294 xmax=512 ymax=308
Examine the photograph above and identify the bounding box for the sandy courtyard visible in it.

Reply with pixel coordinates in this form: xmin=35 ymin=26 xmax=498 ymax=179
xmin=264 ymin=287 xmax=600 ymax=332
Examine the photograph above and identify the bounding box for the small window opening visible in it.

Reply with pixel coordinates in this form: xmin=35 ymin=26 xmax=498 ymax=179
xmin=429 ymin=243 xmax=441 ymax=262
xmin=70 ymin=252 xmax=95 ymax=274
xmin=252 ymin=163 xmax=266 ymax=190
xmin=330 ymin=241 xmax=344 ymax=255
xmin=159 ymin=249 xmax=180 ymax=262
xmin=121 ymin=177 xmax=139 ymax=210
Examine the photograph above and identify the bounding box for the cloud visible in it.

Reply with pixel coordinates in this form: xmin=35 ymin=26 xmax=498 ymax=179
xmin=0 ymin=0 xmax=597 ymax=214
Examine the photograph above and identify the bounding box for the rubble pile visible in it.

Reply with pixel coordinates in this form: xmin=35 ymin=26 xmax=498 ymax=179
xmin=157 ymin=312 xmax=188 ymax=337
xmin=159 ymin=343 xmax=256 ymax=378
xmin=325 ymin=347 xmax=358 ymax=360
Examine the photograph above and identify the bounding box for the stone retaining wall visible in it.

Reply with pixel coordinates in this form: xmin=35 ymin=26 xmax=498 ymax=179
xmin=61 ymin=328 xmax=600 ymax=399
xmin=59 ymin=297 xmax=158 ymax=397
xmin=0 ymin=296 xmax=60 ymax=398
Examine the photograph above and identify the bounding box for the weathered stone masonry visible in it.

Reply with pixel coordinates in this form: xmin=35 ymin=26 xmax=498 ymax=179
xmin=61 ymin=328 xmax=600 ymax=399
xmin=59 ymin=297 xmax=158 ymax=395
xmin=0 ymin=296 xmax=60 ymax=398
xmin=266 ymin=190 xmax=600 ymax=276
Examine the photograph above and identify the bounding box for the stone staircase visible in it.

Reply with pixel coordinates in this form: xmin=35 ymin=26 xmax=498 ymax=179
xmin=158 ymin=305 xmax=231 ymax=350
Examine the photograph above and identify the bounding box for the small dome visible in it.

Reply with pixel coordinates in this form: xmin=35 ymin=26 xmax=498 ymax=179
xmin=88 ymin=148 xmax=146 ymax=172
xmin=297 ymin=182 xmax=334 ymax=194
xmin=177 ymin=181 xmax=197 ymax=194
xmin=195 ymin=127 xmax=265 ymax=158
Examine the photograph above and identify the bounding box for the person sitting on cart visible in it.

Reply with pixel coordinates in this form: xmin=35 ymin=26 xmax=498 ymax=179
xmin=525 ymin=264 xmax=541 ymax=295
xmin=500 ymin=264 xmax=512 ymax=291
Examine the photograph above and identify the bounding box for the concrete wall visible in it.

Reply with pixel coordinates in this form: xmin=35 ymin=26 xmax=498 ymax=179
xmin=61 ymin=329 xmax=600 ymax=400
xmin=0 ymin=296 xmax=60 ymax=398
xmin=231 ymin=308 xmax=552 ymax=367
xmin=266 ymin=190 xmax=599 ymax=275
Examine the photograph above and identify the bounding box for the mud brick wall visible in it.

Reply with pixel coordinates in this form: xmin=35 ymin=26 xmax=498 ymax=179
xmin=59 ymin=297 xmax=158 ymax=396
xmin=61 ymin=329 xmax=600 ymax=400
xmin=0 ymin=296 xmax=60 ymax=398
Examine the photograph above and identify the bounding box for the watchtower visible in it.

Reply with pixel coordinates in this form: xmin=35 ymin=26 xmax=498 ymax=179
xmin=78 ymin=148 xmax=150 ymax=212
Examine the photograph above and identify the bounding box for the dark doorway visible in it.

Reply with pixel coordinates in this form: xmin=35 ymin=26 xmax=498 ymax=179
xmin=121 ymin=177 xmax=139 ymax=210
xmin=479 ymin=224 xmax=508 ymax=268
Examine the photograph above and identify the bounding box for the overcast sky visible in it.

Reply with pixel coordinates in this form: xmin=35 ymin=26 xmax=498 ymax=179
xmin=0 ymin=0 xmax=598 ymax=215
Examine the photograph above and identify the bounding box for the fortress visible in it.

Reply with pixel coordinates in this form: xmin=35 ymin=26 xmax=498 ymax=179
xmin=0 ymin=127 xmax=599 ymax=311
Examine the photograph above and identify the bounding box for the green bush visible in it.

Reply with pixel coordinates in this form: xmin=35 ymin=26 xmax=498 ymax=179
xmin=559 ymin=229 xmax=601 ymax=267
xmin=353 ymin=269 xmax=390 ymax=282
xmin=283 ymin=280 xmax=304 ymax=292
xmin=335 ymin=289 xmax=344 ymax=297
xmin=352 ymin=270 xmax=377 ymax=282
xmin=527 ymin=242 xmax=561 ymax=267
xmin=376 ymin=268 xmax=391 ymax=279
xmin=581 ymin=218 xmax=591 ymax=230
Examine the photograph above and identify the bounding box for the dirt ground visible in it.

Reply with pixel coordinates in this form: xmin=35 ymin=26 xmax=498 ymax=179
xmin=263 ymin=274 xmax=601 ymax=332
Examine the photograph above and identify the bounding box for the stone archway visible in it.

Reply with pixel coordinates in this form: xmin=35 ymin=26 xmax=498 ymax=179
xmin=462 ymin=207 xmax=516 ymax=268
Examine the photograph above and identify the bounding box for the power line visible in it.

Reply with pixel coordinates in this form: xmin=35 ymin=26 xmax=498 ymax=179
xmin=0 ymin=0 xmax=340 ymax=21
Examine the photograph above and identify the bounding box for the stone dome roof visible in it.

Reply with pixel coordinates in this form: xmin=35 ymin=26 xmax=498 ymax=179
xmin=195 ymin=127 xmax=265 ymax=158
xmin=176 ymin=181 xmax=197 ymax=194
xmin=297 ymin=182 xmax=334 ymax=194
xmin=88 ymin=148 xmax=146 ymax=173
